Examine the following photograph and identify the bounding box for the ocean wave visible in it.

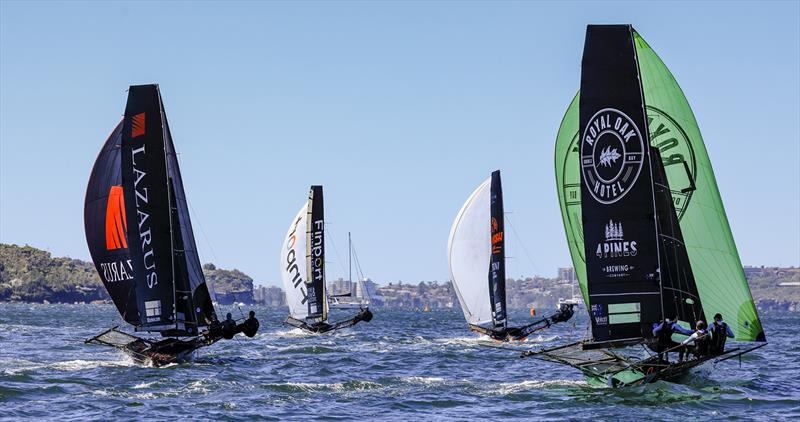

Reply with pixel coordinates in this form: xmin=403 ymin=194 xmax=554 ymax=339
xmin=259 ymin=380 xmax=382 ymax=393
xmin=1 ymin=357 xmax=134 ymax=375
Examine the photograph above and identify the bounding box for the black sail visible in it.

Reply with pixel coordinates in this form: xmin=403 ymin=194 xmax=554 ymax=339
xmin=579 ymin=25 xmax=663 ymax=343
xmin=306 ymin=185 xmax=327 ymax=321
xmin=651 ymin=148 xmax=705 ymax=325
xmin=488 ymin=170 xmax=507 ymax=328
xmin=162 ymin=106 xmax=217 ymax=332
xmin=120 ymin=84 xmax=180 ymax=333
xmin=84 ymin=122 xmax=139 ymax=325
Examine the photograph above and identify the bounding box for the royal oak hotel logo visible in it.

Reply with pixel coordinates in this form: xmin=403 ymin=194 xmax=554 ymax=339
xmin=581 ymin=108 xmax=645 ymax=204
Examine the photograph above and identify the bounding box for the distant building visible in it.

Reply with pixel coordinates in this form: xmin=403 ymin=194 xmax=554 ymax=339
xmin=743 ymin=266 xmax=765 ymax=276
xmin=558 ymin=267 xmax=576 ymax=282
xmin=253 ymin=285 xmax=286 ymax=307
xmin=357 ymin=278 xmax=378 ymax=299
xmin=331 ymin=277 xmax=355 ymax=296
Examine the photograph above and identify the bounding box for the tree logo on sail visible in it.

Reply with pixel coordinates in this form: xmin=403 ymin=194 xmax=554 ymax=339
xmin=596 ymin=219 xmax=637 ymax=259
xmin=581 ymin=108 xmax=645 ymax=205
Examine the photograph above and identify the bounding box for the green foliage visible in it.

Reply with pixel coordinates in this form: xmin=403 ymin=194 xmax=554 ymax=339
xmin=0 ymin=243 xmax=106 ymax=302
xmin=202 ymin=264 xmax=253 ymax=293
xmin=747 ymin=270 xmax=800 ymax=310
xmin=0 ymin=243 xmax=258 ymax=303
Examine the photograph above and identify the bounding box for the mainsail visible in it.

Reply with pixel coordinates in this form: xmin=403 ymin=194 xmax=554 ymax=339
xmin=555 ymin=26 xmax=765 ymax=342
xmin=86 ymin=84 xmax=216 ymax=336
xmin=448 ymin=171 xmax=507 ymax=329
xmin=281 ymin=186 xmax=328 ymax=324
xmin=578 ymin=25 xmax=664 ymax=343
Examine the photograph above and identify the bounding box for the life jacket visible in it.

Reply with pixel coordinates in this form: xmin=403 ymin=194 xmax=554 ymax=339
xmin=709 ymin=322 xmax=728 ymax=355
xmin=694 ymin=330 xmax=710 ymax=357
xmin=656 ymin=321 xmax=676 ymax=348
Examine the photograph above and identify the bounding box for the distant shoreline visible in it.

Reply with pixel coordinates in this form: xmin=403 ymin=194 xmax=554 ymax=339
xmin=2 ymin=243 xmax=798 ymax=312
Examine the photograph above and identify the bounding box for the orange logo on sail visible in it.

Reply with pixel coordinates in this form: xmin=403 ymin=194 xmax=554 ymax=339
xmin=105 ymin=185 xmax=128 ymax=250
xmin=131 ymin=113 xmax=145 ymax=138
xmin=491 ymin=217 xmax=503 ymax=253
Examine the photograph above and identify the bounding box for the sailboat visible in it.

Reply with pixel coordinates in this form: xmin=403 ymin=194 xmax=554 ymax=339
xmin=522 ymin=25 xmax=766 ymax=386
xmin=448 ymin=170 xmax=575 ymax=341
xmin=84 ymin=84 xmax=259 ymax=366
xmin=280 ymin=185 xmax=373 ymax=333
xmin=329 ymin=233 xmax=372 ymax=310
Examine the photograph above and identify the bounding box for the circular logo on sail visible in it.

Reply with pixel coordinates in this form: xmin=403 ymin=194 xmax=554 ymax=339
xmin=580 ymin=108 xmax=645 ymax=204
xmin=646 ymin=106 xmax=697 ymax=220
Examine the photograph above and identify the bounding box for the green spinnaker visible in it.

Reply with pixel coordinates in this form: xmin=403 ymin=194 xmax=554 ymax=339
xmin=554 ymin=31 xmax=765 ymax=342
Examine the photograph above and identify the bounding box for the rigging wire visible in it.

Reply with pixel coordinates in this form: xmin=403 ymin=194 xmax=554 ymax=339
xmin=349 ymin=239 xmax=371 ymax=301
xmin=324 ymin=223 xmax=349 ymax=280
xmin=186 ymin=199 xmax=219 ymax=266
xmin=505 ymin=213 xmax=540 ymax=276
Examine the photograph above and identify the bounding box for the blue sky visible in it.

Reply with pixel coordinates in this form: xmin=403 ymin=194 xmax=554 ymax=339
xmin=1 ymin=1 xmax=798 ymax=287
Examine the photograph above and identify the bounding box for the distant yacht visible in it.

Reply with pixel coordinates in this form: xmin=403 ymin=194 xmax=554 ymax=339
xmin=329 ymin=233 xmax=372 ymax=310
xmin=448 ymin=170 xmax=575 ymax=342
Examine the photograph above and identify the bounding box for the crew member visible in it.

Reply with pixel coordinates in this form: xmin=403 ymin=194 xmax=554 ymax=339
xmin=680 ymin=320 xmax=709 ymax=361
xmin=239 ymin=310 xmax=260 ymax=338
xmin=222 ymin=312 xmax=237 ymax=340
xmin=652 ymin=314 xmax=695 ymax=361
xmin=708 ymin=313 xmax=735 ymax=355
xmin=206 ymin=314 xmax=223 ymax=340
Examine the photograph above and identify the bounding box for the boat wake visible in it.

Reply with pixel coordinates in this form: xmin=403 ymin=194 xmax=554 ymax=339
xmin=485 ymin=379 xmax=588 ymax=395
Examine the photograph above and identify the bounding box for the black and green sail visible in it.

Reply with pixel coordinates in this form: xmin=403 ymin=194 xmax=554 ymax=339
xmin=555 ymin=29 xmax=765 ymax=342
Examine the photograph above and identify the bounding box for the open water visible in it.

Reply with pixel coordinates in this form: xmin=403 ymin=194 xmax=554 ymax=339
xmin=0 ymin=303 xmax=797 ymax=420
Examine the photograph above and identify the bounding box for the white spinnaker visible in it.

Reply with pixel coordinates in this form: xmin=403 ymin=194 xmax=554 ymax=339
xmin=281 ymin=202 xmax=310 ymax=319
xmin=448 ymin=177 xmax=493 ymax=326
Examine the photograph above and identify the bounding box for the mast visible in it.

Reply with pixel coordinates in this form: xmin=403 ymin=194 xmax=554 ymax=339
xmin=121 ymin=85 xmax=179 ymax=333
xmin=349 ymin=232 xmax=353 ymax=297
xmin=119 ymin=84 xmax=214 ymax=335
xmin=306 ymin=186 xmax=327 ymax=322
xmin=488 ymin=170 xmax=507 ymax=329
xmin=160 ymin=93 xmax=216 ymax=331
xmin=161 ymin=91 xmax=179 ymax=333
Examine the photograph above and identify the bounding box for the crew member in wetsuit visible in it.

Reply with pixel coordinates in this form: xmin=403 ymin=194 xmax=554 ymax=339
xmin=652 ymin=314 xmax=695 ymax=362
xmin=239 ymin=310 xmax=260 ymax=337
xmin=708 ymin=313 xmax=735 ymax=355
xmin=222 ymin=312 xmax=237 ymax=339
xmin=680 ymin=320 xmax=709 ymax=361
xmin=206 ymin=314 xmax=223 ymax=340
